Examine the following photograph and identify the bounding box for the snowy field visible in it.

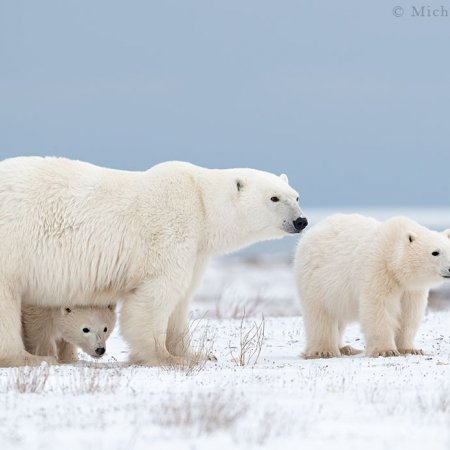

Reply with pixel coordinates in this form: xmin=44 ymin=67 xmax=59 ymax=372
xmin=1 ymin=256 xmax=450 ymax=450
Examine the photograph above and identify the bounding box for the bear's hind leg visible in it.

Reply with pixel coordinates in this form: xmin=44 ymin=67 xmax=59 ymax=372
xmin=303 ymin=308 xmax=341 ymax=359
xmin=0 ymin=286 xmax=56 ymax=367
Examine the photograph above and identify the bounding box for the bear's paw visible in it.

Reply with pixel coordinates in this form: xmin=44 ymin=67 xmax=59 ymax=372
xmin=339 ymin=345 xmax=363 ymax=356
xmin=398 ymin=348 xmax=424 ymax=356
xmin=370 ymin=349 xmax=400 ymax=358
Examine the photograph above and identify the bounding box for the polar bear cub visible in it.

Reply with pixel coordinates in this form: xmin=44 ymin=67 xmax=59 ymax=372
xmin=22 ymin=305 xmax=116 ymax=363
xmin=295 ymin=214 xmax=450 ymax=358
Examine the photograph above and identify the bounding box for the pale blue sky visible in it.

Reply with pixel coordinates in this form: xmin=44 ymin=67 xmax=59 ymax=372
xmin=1 ymin=1 xmax=449 ymax=206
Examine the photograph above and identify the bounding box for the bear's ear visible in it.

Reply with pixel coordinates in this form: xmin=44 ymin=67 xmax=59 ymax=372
xmin=236 ymin=179 xmax=243 ymax=192
xmin=408 ymin=232 xmax=417 ymax=243
xmin=280 ymin=174 xmax=289 ymax=184
xmin=107 ymin=304 xmax=116 ymax=311
xmin=443 ymin=229 xmax=450 ymax=240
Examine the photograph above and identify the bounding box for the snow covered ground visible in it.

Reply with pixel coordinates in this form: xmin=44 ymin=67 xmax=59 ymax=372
xmin=1 ymin=257 xmax=449 ymax=450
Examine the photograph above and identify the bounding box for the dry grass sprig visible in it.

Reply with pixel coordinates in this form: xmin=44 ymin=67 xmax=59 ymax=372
xmin=6 ymin=364 xmax=50 ymax=394
xmin=61 ymin=366 xmax=125 ymax=394
xmin=161 ymin=317 xmax=216 ymax=375
xmin=230 ymin=310 xmax=265 ymax=366
xmin=154 ymin=391 xmax=248 ymax=435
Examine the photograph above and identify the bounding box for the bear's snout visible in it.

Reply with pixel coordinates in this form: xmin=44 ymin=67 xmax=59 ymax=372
xmin=293 ymin=217 xmax=308 ymax=232
xmin=95 ymin=347 xmax=106 ymax=356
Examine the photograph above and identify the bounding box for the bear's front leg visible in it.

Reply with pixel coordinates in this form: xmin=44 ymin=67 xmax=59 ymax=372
xmin=166 ymin=297 xmax=193 ymax=357
xmin=396 ymin=290 xmax=428 ymax=355
xmin=166 ymin=297 xmax=217 ymax=363
xmin=121 ymin=280 xmax=186 ymax=366
xmin=165 ymin=258 xmax=216 ymax=363
xmin=360 ymin=291 xmax=401 ymax=358
xmin=0 ymin=285 xmax=56 ymax=367
xmin=57 ymin=340 xmax=79 ymax=363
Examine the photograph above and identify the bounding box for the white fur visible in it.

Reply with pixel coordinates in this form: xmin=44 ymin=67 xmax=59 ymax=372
xmin=294 ymin=214 xmax=450 ymax=358
xmin=0 ymin=156 xmax=304 ymax=366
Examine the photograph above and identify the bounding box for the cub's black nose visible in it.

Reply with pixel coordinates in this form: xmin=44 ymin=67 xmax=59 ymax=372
xmin=293 ymin=217 xmax=308 ymax=231
xmin=95 ymin=347 xmax=105 ymax=356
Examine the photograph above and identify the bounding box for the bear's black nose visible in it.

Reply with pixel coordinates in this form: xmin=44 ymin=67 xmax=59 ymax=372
xmin=293 ymin=217 xmax=308 ymax=231
xmin=95 ymin=347 xmax=105 ymax=356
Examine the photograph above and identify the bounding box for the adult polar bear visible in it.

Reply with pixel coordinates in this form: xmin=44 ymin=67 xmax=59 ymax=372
xmin=0 ymin=156 xmax=306 ymax=367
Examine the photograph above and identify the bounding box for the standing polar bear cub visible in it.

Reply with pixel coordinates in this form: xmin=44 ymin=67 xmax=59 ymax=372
xmin=0 ymin=157 xmax=306 ymax=367
xmin=295 ymin=214 xmax=450 ymax=358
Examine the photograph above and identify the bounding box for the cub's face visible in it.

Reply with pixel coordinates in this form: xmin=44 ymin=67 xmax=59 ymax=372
xmin=235 ymin=171 xmax=307 ymax=239
xmin=405 ymin=229 xmax=450 ymax=286
xmin=57 ymin=305 xmax=116 ymax=359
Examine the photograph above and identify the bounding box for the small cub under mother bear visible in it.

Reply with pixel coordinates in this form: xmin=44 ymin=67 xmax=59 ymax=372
xmin=0 ymin=157 xmax=306 ymax=367
xmin=295 ymin=214 xmax=450 ymax=358
xmin=22 ymin=305 xmax=116 ymax=365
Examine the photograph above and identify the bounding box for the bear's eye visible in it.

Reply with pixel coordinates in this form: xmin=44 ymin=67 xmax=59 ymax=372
xmin=432 ymin=251 xmax=440 ymax=256
xmin=82 ymin=328 xmax=90 ymax=333
xmin=65 ymin=308 xmax=71 ymax=313
xmin=104 ymin=327 xmax=108 ymax=333
xmin=296 ymin=196 xmax=299 ymax=202
xmin=271 ymin=196 xmax=279 ymax=202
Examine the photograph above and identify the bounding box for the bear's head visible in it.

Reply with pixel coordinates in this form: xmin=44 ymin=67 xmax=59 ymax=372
xmin=236 ymin=171 xmax=306 ymax=233
xmin=230 ymin=169 xmax=305 ymax=239
xmin=56 ymin=305 xmax=116 ymax=359
xmin=387 ymin=218 xmax=450 ymax=288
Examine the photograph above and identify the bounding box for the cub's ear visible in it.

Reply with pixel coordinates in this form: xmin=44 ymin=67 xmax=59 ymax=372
xmin=236 ymin=179 xmax=243 ymax=192
xmin=408 ymin=232 xmax=417 ymax=243
xmin=107 ymin=304 xmax=116 ymax=311
xmin=280 ymin=174 xmax=289 ymax=184
xmin=443 ymin=229 xmax=450 ymax=239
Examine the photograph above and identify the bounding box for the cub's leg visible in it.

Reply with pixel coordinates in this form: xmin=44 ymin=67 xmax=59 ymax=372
xmin=396 ymin=290 xmax=428 ymax=355
xmin=303 ymin=307 xmax=341 ymax=359
xmin=57 ymin=340 xmax=79 ymax=363
xmin=0 ymin=286 xmax=55 ymax=367
xmin=121 ymin=279 xmax=185 ymax=366
xmin=338 ymin=323 xmax=362 ymax=356
xmin=22 ymin=306 xmax=58 ymax=359
xmin=360 ymin=291 xmax=401 ymax=357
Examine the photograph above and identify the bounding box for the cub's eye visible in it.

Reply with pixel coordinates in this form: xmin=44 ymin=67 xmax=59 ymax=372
xmin=104 ymin=327 xmax=108 ymax=333
xmin=65 ymin=308 xmax=71 ymax=313
xmin=82 ymin=328 xmax=90 ymax=333
xmin=432 ymin=251 xmax=440 ymax=256
xmin=271 ymin=196 xmax=279 ymax=202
